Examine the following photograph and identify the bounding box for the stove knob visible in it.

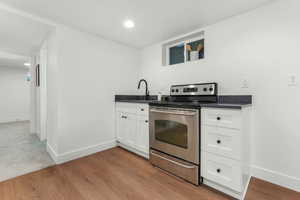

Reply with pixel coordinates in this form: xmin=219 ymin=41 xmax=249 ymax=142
xmin=175 ymin=89 xmax=179 ymax=93
xmin=171 ymin=89 xmax=175 ymax=93
xmin=203 ymin=88 xmax=207 ymax=92
xmin=209 ymin=87 xmax=214 ymax=92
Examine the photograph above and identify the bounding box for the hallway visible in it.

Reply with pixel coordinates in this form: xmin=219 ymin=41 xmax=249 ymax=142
xmin=0 ymin=121 xmax=54 ymax=182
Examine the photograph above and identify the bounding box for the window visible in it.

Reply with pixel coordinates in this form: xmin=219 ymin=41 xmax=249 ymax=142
xmin=169 ymin=43 xmax=185 ymax=65
xmin=186 ymin=38 xmax=204 ymax=62
xmin=162 ymin=31 xmax=204 ymax=66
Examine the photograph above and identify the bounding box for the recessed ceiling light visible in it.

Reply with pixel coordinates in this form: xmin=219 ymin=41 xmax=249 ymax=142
xmin=123 ymin=20 xmax=135 ymax=29
xmin=24 ymin=62 xmax=31 ymax=67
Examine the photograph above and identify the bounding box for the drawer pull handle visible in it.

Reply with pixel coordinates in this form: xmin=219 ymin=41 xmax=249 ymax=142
xmin=121 ymin=116 xmax=127 ymax=119
xmin=217 ymin=140 xmax=221 ymax=144
xmin=217 ymin=117 xmax=221 ymax=120
xmin=150 ymin=109 xmax=196 ymax=116
xmin=151 ymin=151 xmax=195 ymax=169
xmin=141 ymin=109 xmax=145 ymax=111
xmin=216 ymin=168 xmax=221 ymax=173
xmin=145 ymin=120 xmax=148 ymax=123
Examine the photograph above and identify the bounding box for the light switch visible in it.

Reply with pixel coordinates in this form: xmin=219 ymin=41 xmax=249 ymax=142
xmin=241 ymin=80 xmax=249 ymax=88
xmin=288 ymin=75 xmax=296 ymax=86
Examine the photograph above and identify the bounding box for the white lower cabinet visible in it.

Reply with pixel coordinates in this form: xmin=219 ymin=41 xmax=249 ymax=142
xmin=201 ymin=125 xmax=241 ymax=160
xmin=115 ymin=103 xmax=149 ymax=158
xmin=116 ymin=111 xmax=127 ymax=143
xmin=201 ymin=107 xmax=251 ymax=200
xmin=202 ymin=151 xmax=242 ymax=192
xmin=136 ymin=116 xmax=149 ymax=153
xmin=116 ymin=111 xmax=137 ymax=147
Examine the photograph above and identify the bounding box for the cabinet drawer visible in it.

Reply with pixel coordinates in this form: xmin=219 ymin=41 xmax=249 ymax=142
xmin=201 ymin=152 xmax=242 ymax=192
xmin=116 ymin=102 xmax=138 ymax=114
xmin=150 ymin=150 xmax=199 ymax=185
xmin=137 ymin=104 xmax=149 ymax=116
xmin=201 ymin=126 xmax=241 ymax=160
xmin=202 ymin=108 xmax=241 ymax=129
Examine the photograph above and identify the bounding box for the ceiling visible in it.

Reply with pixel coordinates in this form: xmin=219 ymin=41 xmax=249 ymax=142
xmin=0 ymin=8 xmax=53 ymax=56
xmin=0 ymin=51 xmax=31 ymax=69
xmin=0 ymin=0 xmax=274 ymax=48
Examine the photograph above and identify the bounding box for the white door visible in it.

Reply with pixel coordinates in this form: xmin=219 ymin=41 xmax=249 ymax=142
xmin=136 ymin=116 xmax=149 ymax=154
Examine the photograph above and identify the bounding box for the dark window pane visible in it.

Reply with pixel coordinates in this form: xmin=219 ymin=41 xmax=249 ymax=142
xmin=155 ymin=120 xmax=188 ymax=149
xmin=169 ymin=43 xmax=184 ymax=65
xmin=186 ymin=39 xmax=204 ymax=62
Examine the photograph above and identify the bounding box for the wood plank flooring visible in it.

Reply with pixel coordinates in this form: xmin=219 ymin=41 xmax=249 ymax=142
xmin=245 ymin=178 xmax=300 ymax=200
xmin=0 ymin=147 xmax=299 ymax=200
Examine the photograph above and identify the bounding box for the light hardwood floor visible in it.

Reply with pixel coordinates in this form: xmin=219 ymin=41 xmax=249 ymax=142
xmin=0 ymin=147 xmax=299 ymax=200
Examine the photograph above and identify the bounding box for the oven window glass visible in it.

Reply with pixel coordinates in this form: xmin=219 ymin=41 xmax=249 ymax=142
xmin=155 ymin=120 xmax=188 ymax=149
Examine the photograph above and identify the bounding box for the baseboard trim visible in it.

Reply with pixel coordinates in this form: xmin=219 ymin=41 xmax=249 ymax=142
xmin=117 ymin=142 xmax=149 ymax=159
xmin=0 ymin=119 xmax=30 ymax=124
xmin=242 ymin=175 xmax=251 ymax=200
xmin=46 ymin=144 xmax=59 ymax=163
xmin=203 ymin=179 xmax=241 ymax=199
xmin=47 ymin=140 xmax=117 ymax=164
xmin=251 ymin=165 xmax=300 ymax=192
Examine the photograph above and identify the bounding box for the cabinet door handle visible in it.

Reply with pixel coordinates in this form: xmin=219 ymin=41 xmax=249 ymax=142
xmin=145 ymin=120 xmax=148 ymax=123
xmin=216 ymin=168 xmax=221 ymax=173
xmin=217 ymin=117 xmax=221 ymax=120
xmin=121 ymin=116 xmax=127 ymax=119
xmin=217 ymin=140 xmax=221 ymax=144
xmin=141 ymin=108 xmax=145 ymax=111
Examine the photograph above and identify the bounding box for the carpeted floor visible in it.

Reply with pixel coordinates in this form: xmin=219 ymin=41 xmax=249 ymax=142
xmin=0 ymin=121 xmax=55 ymax=182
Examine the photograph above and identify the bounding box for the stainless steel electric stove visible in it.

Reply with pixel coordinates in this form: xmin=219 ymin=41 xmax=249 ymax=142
xmin=149 ymin=83 xmax=217 ymax=185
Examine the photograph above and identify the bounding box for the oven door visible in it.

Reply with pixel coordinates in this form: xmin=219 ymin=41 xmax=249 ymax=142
xmin=149 ymin=107 xmax=199 ymax=164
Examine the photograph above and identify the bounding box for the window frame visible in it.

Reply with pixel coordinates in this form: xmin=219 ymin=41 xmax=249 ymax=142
xmin=163 ymin=31 xmax=205 ymax=66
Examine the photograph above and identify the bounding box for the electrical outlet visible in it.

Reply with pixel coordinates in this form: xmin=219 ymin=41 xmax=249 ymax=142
xmin=242 ymin=80 xmax=249 ymax=88
xmin=288 ymin=75 xmax=296 ymax=86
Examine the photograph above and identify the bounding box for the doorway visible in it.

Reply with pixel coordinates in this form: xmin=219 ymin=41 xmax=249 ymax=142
xmin=0 ymin=7 xmax=55 ymax=181
xmin=0 ymin=52 xmax=54 ymax=181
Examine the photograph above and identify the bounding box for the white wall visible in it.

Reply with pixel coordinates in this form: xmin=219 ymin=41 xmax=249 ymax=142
xmin=34 ymin=40 xmax=48 ymax=141
xmin=46 ymin=26 xmax=140 ymax=160
xmin=139 ymin=0 xmax=300 ymax=191
xmin=29 ymin=58 xmax=37 ymax=134
xmin=0 ymin=67 xmax=30 ymax=123
xmin=46 ymin=29 xmax=60 ymax=153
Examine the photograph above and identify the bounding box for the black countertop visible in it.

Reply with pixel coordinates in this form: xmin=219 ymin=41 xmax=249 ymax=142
xmin=116 ymin=99 xmax=158 ymax=104
xmin=115 ymin=95 xmax=252 ymax=109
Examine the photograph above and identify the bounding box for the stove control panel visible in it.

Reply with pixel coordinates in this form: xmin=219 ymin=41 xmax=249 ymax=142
xmin=170 ymin=83 xmax=217 ymax=96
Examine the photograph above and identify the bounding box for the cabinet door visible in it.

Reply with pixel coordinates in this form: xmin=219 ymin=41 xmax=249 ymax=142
xmin=116 ymin=111 xmax=126 ymax=143
xmin=124 ymin=113 xmax=137 ymax=147
xmin=116 ymin=111 xmax=137 ymax=148
xmin=136 ymin=116 xmax=149 ymax=154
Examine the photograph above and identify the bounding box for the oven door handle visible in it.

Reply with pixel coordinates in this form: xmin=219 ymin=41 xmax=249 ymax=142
xmin=150 ymin=109 xmax=197 ymax=116
xmin=150 ymin=151 xmax=196 ymax=169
